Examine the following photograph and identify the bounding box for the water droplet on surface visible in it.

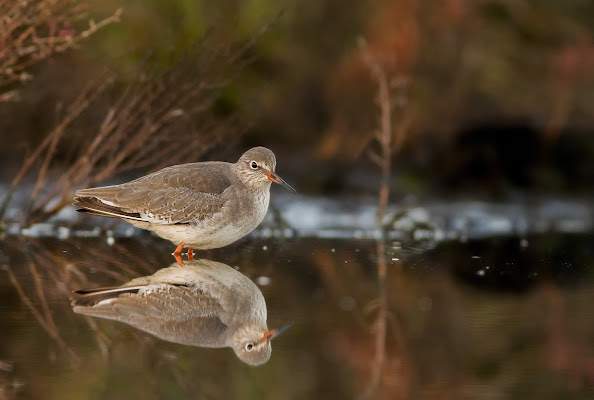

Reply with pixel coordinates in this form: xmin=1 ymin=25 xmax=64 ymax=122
xmin=339 ymin=296 xmax=356 ymax=311
xmin=418 ymin=296 xmax=432 ymax=312
xmin=255 ymin=276 xmax=271 ymax=286
xmin=57 ymin=226 xmax=70 ymax=240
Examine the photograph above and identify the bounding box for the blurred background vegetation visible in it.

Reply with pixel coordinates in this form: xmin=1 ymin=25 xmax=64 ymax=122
xmin=0 ymin=3 xmax=593 ymax=398
xmin=0 ymin=0 xmax=592 ymax=202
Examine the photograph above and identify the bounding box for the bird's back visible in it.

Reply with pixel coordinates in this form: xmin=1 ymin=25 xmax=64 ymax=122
xmin=73 ymin=161 xmax=238 ymax=224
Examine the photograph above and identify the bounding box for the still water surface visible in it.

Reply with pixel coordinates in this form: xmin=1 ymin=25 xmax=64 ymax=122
xmin=1 ymin=232 xmax=593 ymax=399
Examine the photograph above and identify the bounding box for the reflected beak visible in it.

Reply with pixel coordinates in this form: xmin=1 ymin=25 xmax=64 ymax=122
xmin=266 ymin=171 xmax=296 ymax=193
xmin=262 ymin=321 xmax=293 ymax=342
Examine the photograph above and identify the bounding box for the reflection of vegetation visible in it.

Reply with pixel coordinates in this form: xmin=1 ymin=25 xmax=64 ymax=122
xmin=361 ymin=240 xmax=411 ymax=400
xmin=5 ymin=258 xmax=79 ymax=364
xmin=2 ymin=236 xmax=594 ymax=398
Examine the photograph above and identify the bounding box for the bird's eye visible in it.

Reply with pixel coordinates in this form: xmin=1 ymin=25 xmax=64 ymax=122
xmin=245 ymin=343 xmax=254 ymax=351
xmin=250 ymin=161 xmax=258 ymax=170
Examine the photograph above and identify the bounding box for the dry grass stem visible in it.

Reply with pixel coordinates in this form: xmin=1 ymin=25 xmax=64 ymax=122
xmin=359 ymin=38 xmax=410 ymax=228
xmin=0 ymin=0 xmax=121 ymax=97
xmin=6 ymin=37 xmax=256 ymax=224
xmin=1 ymin=11 xmax=280 ymax=225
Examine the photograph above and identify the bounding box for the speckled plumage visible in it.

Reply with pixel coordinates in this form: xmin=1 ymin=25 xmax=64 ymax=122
xmin=72 ymin=147 xmax=295 ymax=249
xmin=71 ymin=259 xmax=290 ymax=366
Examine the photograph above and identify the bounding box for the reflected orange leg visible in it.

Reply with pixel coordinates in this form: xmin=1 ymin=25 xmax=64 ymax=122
xmin=188 ymin=248 xmax=194 ymax=260
xmin=173 ymin=241 xmax=185 ymax=266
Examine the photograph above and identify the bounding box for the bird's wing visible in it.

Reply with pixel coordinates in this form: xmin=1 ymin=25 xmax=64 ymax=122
xmin=72 ymin=283 xmax=229 ymax=347
xmin=73 ymin=162 xmax=234 ymax=224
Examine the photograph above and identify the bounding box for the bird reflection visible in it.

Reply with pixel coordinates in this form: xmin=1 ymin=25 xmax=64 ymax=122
xmin=71 ymin=259 xmax=291 ymax=366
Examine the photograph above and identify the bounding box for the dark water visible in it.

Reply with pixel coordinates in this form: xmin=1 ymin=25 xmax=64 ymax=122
xmin=1 ymin=232 xmax=593 ymax=399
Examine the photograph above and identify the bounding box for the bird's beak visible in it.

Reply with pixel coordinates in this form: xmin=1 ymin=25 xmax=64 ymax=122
xmin=266 ymin=171 xmax=296 ymax=193
xmin=262 ymin=321 xmax=293 ymax=342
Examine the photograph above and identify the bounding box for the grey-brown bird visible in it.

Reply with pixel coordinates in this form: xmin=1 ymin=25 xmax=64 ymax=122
xmin=72 ymin=147 xmax=295 ymax=261
xmin=71 ymin=259 xmax=292 ymax=366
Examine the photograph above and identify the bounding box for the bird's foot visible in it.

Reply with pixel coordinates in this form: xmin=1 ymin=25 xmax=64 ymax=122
xmin=173 ymin=241 xmax=185 ymax=266
xmin=188 ymin=248 xmax=194 ymax=260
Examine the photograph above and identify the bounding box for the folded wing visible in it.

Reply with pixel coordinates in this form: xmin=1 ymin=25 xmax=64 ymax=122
xmin=72 ymin=162 xmax=233 ymax=224
xmin=72 ymin=283 xmax=228 ymax=347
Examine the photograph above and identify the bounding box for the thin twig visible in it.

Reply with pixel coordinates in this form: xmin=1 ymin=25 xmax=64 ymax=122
xmin=0 ymin=2 xmax=120 ymax=93
xmin=359 ymin=38 xmax=393 ymax=227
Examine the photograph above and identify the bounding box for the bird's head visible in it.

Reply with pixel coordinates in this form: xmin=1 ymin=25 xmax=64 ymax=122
xmin=235 ymin=147 xmax=296 ymax=193
xmin=231 ymin=321 xmax=292 ymax=366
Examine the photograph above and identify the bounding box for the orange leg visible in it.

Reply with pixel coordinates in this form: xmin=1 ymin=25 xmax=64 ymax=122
xmin=173 ymin=241 xmax=185 ymax=266
xmin=188 ymin=248 xmax=194 ymax=260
